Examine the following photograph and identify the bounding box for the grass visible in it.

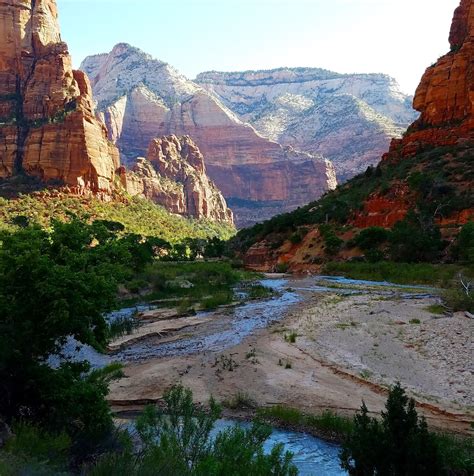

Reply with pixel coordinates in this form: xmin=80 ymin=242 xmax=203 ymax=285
xmin=107 ymin=315 xmax=140 ymax=340
xmin=284 ymin=331 xmax=297 ymax=343
xmin=425 ymin=304 xmax=446 ymax=315
xmin=257 ymin=405 xmax=354 ymax=440
xmin=246 ymin=284 xmax=275 ymax=300
xmin=222 ymin=392 xmax=256 ymax=410
xmin=409 ymin=319 xmax=421 ymax=325
xmin=323 ymin=261 xmax=473 ymax=287
xmin=257 ymin=405 xmax=473 ymax=474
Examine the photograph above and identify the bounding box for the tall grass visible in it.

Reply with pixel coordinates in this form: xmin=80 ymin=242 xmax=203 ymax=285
xmin=257 ymin=405 xmax=354 ymax=440
xmin=324 ymin=261 xmax=472 ymax=286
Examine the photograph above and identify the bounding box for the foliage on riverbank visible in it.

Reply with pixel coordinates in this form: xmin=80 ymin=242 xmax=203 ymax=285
xmin=341 ymin=383 xmax=473 ymax=476
xmin=257 ymin=406 xmax=353 ymax=441
xmin=323 ymin=261 xmax=474 ymax=312
xmin=121 ymin=261 xmax=260 ymax=311
xmin=323 ymin=261 xmax=473 ymax=286
xmin=0 ymin=387 xmax=298 ymax=475
xmin=0 ymin=193 xmax=235 ymax=243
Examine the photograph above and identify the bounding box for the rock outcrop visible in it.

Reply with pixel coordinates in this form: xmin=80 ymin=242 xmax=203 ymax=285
xmin=80 ymin=44 xmax=337 ymax=226
xmin=0 ymin=0 xmax=119 ymax=195
xmin=120 ymin=135 xmax=233 ymax=224
xmin=196 ymin=69 xmax=417 ymax=180
xmin=353 ymin=0 xmax=474 ymax=228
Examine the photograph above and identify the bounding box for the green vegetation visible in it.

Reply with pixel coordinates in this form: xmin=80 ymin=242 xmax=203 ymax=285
xmin=425 ymin=304 xmax=446 ymax=315
xmin=257 ymin=406 xmax=353 ymax=441
xmin=341 ymin=383 xmax=473 ymax=476
xmin=409 ymin=319 xmax=421 ymax=325
xmin=0 ymin=193 xmax=235 ymax=243
xmin=323 ymin=261 xmax=472 ymax=286
xmin=0 ymin=219 xmax=163 ymax=462
xmin=90 ymin=386 xmax=297 ymax=475
xmin=320 ymin=224 xmax=344 ymax=255
xmin=126 ymin=261 xmax=256 ymax=310
xmin=284 ymin=331 xmax=298 ymax=343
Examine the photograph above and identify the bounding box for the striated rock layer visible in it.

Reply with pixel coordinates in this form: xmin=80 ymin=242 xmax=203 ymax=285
xmin=80 ymin=44 xmax=337 ymax=227
xmin=120 ymin=135 xmax=233 ymax=224
xmin=0 ymin=0 xmax=119 ymax=195
xmin=196 ymin=69 xmax=417 ymax=181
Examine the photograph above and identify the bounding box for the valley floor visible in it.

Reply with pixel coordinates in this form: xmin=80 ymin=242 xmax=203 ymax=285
xmin=108 ymin=276 xmax=473 ymax=436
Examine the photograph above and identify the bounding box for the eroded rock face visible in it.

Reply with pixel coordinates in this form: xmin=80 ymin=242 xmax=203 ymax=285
xmin=121 ymin=135 xmax=233 ymax=224
xmin=196 ymin=69 xmax=417 ymax=181
xmin=0 ymin=0 xmax=119 ymax=194
xmin=80 ymin=44 xmax=337 ymax=226
xmin=353 ymin=0 xmax=474 ymax=228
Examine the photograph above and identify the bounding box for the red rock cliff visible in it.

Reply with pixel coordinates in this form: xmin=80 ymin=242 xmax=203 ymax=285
xmin=388 ymin=0 xmax=474 ymax=158
xmin=120 ymin=135 xmax=234 ymax=224
xmin=353 ymin=0 xmax=474 ymax=228
xmin=0 ymin=0 xmax=119 ymax=194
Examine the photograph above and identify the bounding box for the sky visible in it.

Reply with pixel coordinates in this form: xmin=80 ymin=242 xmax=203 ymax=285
xmin=57 ymin=0 xmax=460 ymax=95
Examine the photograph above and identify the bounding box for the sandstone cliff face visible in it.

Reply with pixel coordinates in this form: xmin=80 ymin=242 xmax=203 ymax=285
xmin=0 ymin=0 xmax=119 ymax=195
xmin=238 ymin=0 xmax=474 ymax=271
xmin=80 ymin=44 xmax=337 ymax=226
xmin=120 ymin=135 xmax=233 ymax=224
xmin=196 ymin=69 xmax=417 ymax=181
xmin=353 ymin=0 xmax=474 ymax=228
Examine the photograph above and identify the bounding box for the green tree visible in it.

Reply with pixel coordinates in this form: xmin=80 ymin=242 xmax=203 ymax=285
xmin=452 ymin=222 xmax=474 ymax=263
xmin=341 ymin=383 xmax=442 ymax=475
xmin=0 ymin=220 xmax=154 ymax=450
xmin=389 ymin=211 xmax=444 ymax=262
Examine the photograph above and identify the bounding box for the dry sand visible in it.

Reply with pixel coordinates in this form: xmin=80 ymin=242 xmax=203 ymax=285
xmin=108 ymin=286 xmax=473 ymax=435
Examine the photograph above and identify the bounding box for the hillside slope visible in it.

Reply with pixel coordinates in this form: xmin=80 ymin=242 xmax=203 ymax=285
xmin=235 ymin=0 xmax=474 ymax=272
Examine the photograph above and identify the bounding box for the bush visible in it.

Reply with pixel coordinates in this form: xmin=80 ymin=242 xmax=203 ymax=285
xmin=341 ymin=383 xmax=443 ymax=475
xmin=320 ymin=225 xmax=344 ymax=256
xmin=91 ymin=386 xmax=297 ymax=475
xmin=452 ymin=222 xmax=474 ymax=263
xmin=353 ymin=227 xmax=390 ymax=251
xmin=389 ymin=211 xmax=444 ymax=263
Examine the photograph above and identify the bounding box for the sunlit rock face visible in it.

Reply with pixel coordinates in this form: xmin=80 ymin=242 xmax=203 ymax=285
xmin=120 ymin=135 xmax=234 ymax=224
xmin=0 ymin=0 xmax=119 ymax=195
xmin=196 ymin=68 xmax=417 ymax=181
xmin=81 ymin=44 xmax=337 ymax=227
xmin=352 ymin=0 xmax=474 ymax=229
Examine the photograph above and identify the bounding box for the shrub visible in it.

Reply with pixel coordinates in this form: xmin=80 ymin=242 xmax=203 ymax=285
xmin=341 ymin=383 xmax=442 ymax=475
xmin=389 ymin=211 xmax=444 ymax=263
xmin=320 ymin=225 xmax=344 ymax=256
xmin=91 ymin=386 xmax=297 ymax=475
xmin=452 ymin=222 xmax=474 ymax=263
xmin=353 ymin=227 xmax=390 ymax=251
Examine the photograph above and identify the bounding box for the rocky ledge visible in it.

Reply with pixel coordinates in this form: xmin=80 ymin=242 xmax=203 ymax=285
xmin=120 ymin=135 xmax=233 ymax=224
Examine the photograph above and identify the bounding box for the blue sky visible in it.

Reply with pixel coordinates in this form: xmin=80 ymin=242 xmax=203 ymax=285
xmin=57 ymin=0 xmax=459 ymax=95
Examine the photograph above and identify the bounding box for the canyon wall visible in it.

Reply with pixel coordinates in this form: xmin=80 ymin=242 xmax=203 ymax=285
xmin=196 ymin=68 xmax=417 ymax=181
xmin=120 ymin=135 xmax=233 ymax=224
xmin=0 ymin=0 xmax=119 ymax=195
xmin=81 ymin=44 xmax=337 ymax=226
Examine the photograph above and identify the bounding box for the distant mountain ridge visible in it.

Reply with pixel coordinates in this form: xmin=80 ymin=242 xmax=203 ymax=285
xmin=196 ymin=68 xmax=417 ymax=180
xmin=80 ymin=44 xmax=337 ymax=227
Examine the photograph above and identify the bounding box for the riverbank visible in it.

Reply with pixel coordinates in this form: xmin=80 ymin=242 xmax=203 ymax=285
xmin=107 ymin=275 xmax=473 ymax=438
